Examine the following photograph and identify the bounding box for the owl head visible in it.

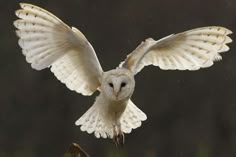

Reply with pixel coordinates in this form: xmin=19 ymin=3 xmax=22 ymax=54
xmin=101 ymin=68 xmax=135 ymax=101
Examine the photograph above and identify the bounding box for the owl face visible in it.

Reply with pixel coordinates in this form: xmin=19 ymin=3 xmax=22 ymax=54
xmin=101 ymin=69 xmax=135 ymax=101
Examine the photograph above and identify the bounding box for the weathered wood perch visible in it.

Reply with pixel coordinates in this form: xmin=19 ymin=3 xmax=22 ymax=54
xmin=64 ymin=143 xmax=89 ymax=157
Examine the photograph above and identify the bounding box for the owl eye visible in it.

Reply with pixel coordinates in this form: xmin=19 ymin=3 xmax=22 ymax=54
xmin=121 ymin=82 xmax=126 ymax=87
xmin=108 ymin=83 xmax=114 ymax=88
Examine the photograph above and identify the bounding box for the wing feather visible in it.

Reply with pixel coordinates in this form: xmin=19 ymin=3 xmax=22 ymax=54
xmin=14 ymin=3 xmax=103 ymax=95
xmin=120 ymin=26 xmax=232 ymax=74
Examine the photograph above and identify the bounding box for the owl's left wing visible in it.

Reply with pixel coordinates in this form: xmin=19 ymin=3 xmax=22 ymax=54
xmin=120 ymin=27 xmax=232 ymax=75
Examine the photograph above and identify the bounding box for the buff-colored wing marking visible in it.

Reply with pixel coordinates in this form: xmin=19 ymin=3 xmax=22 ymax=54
xmin=120 ymin=26 xmax=232 ymax=75
xmin=14 ymin=3 xmax=103 ymax=95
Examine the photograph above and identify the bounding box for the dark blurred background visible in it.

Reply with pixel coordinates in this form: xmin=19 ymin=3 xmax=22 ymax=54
xmin=1 ymin=0 xmax=236 ymax=157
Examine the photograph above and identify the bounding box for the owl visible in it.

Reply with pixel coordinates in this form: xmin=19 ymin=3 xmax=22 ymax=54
xmin=14 ymin=3 xmax=232 ymax=146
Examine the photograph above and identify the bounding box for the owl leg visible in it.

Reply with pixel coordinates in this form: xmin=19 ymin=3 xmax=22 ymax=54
xmin=112 ymin=124 xmax=124 ymax=147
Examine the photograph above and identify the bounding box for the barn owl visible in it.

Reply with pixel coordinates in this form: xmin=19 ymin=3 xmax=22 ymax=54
xmin=14 ymin=3 xmax=232 ymax=146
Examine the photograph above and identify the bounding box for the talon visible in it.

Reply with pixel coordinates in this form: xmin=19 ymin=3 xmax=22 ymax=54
xmin=112 ymin=126 xmax=125 ymax=147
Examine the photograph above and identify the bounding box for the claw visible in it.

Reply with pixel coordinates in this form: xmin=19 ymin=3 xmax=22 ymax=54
xmin=112 ymin=125 xmax=125 ymax=148
xmin=113 ymin=132 xmax=125 ymax=147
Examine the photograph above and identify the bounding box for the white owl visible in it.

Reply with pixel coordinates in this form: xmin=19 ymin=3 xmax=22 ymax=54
xmin=14 ymin=3 xmax=232 ymax=146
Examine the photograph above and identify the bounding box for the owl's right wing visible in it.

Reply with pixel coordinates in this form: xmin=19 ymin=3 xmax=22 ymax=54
xmin=14 ymin=3 xmax=103 ymax=96
xmin=120 ymin=26 xmax=232 ymax=75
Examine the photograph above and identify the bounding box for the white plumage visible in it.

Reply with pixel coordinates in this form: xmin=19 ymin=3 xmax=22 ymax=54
xmin=14 ymin=3 xmax=232 ymax=146
xmin=120 ymin=27 xmax=232 ymax=74
xmin=14 ymin=3 xmax=103 ymax=96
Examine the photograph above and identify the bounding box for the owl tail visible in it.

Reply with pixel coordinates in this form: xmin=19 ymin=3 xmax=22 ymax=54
xmin=75 ymin=101 xmax=114 ymax=139
xmin=120 ymin=100 xmax=147 ymax=134
xmin=75 ymin=100 xmax=147 ymax=140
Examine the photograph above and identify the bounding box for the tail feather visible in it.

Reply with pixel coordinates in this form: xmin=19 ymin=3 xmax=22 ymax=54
xmin=121 ymin=100 xmax=147 ymax=134
xmin=76 ymin=104 xmax=98 ymax=133
xmin=75 ymin=103 xmax=113 ymax=138
xmin=75 ymin=99 xmax=147 ymax=139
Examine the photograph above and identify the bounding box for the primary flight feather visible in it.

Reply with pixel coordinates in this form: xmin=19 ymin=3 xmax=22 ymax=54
xmin=14 ymin=3 xmax=232 ymax=146
xmin=14 ymin=3 xmax=103 ymax=95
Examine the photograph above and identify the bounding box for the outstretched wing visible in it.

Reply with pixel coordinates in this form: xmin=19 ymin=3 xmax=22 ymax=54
xmin=120 ymin=26 xmax=232 ymax=75
xmin=14 ymin=3 xmax=103 ymax=96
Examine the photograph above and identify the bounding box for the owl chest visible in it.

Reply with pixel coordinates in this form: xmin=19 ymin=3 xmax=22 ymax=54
xmin=106 ymin=100 xmax=127 ymax=123
xmin=107 ymin=100 xmax=127 ymax=114
xmin=96 ymin=93 xmax=128 ymax=123
xmin=101 ymin=98 xmax=128 ymax=120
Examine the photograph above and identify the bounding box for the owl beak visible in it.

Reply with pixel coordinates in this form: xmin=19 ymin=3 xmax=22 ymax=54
xmin=113 ymin=88 xmax=121 ymax=100
xmin=115 ymin=93 xmax=119 ymax=100
xmin=114 ymin=91 xmax=119 ymax=100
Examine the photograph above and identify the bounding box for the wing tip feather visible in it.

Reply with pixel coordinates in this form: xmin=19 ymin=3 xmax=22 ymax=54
xmin=19 ymin=3 xmax=25 ymax=8
xmin=13 ymin=20 xmax=18 ymax=28
xmin=225 ymin=36 xmax=233 ymax=44
xmin=75 ymin=120 xmax=81 ymax=126
xmin=15 ymin=9 xmax=21 ymax=17
xmin=225 ymin=28 xmax=233 ymax=35
xmin=15 ymin=30 xmax=20 ymax=37
xmin=19 ymin=3 xmax=36 ymax=9
xmin=31 ymin=62 xmax=45 ymax=71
